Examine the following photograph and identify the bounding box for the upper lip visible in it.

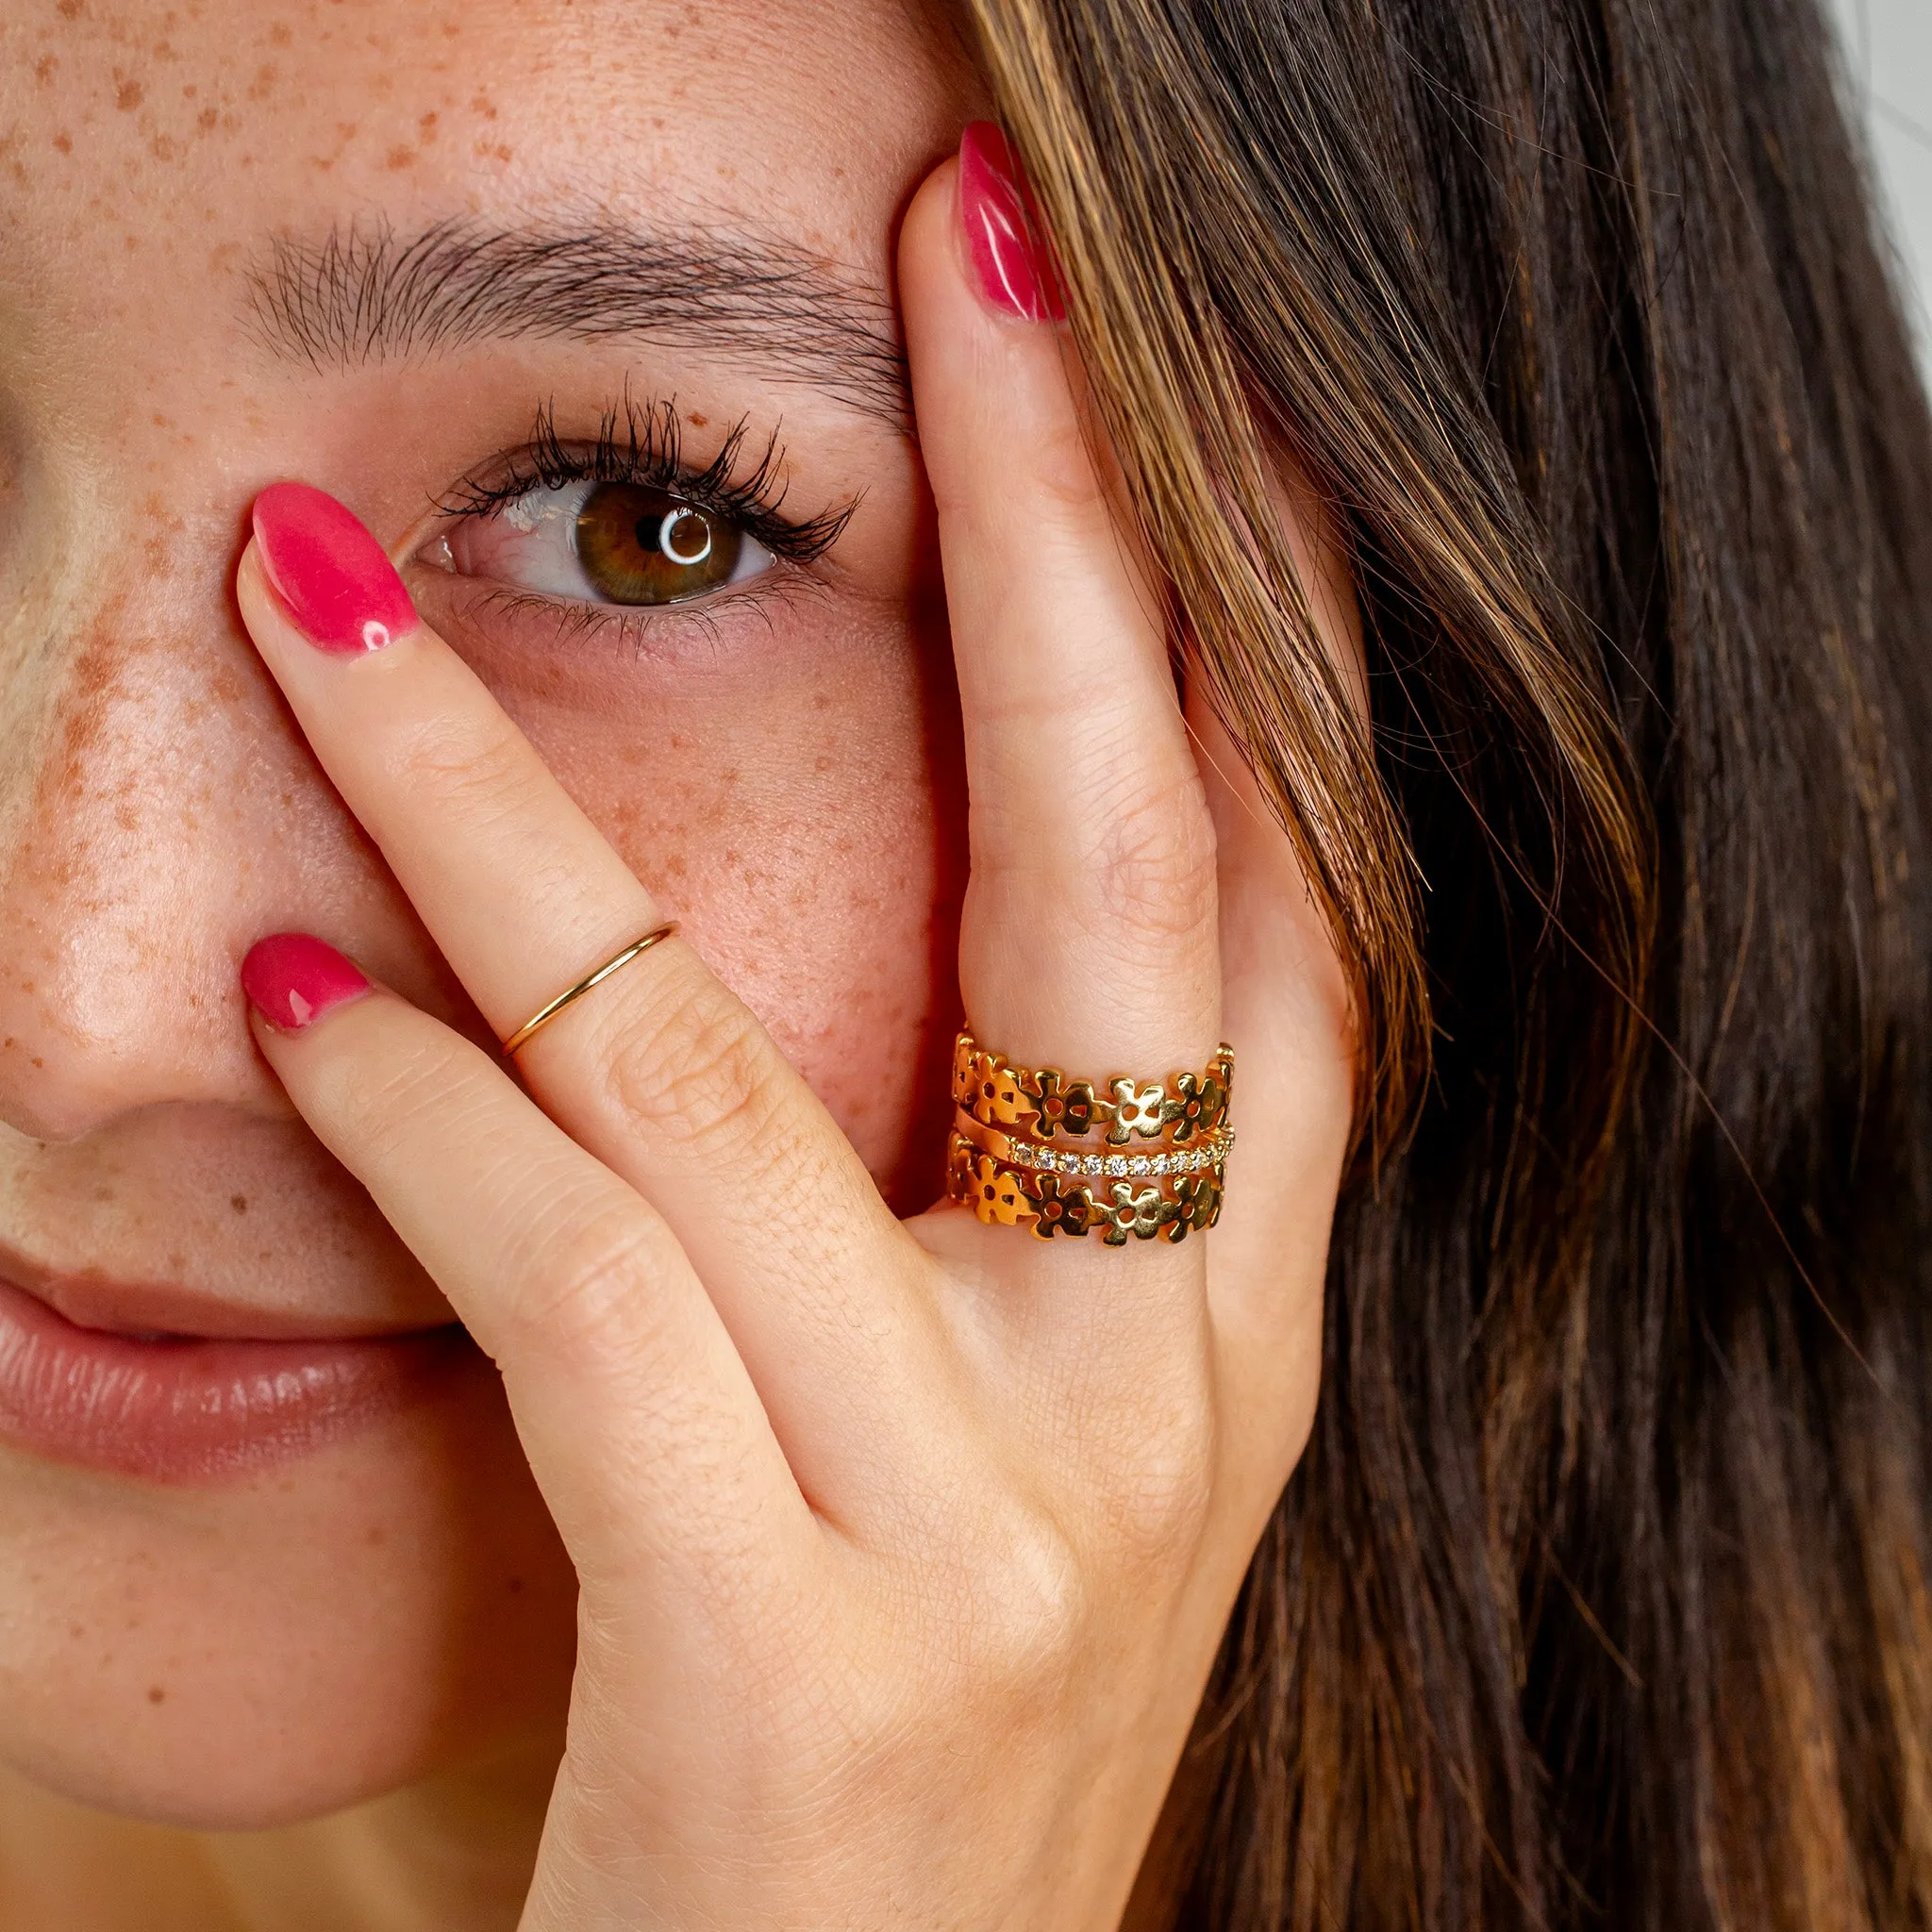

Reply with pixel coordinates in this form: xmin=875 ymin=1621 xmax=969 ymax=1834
xmin=0 ymin=1237 xmax=451 ymax=1343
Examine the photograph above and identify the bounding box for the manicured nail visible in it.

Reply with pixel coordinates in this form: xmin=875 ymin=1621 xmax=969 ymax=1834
xmin=251 ymin=481 xmax=417 ymax=655
xmin=241 ymin=933 xmax=373 ymax=1033
xmin=957 ymin=122 xmax=1066 ymax=323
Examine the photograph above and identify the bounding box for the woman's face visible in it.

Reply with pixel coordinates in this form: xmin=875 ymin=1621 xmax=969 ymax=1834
xmin=0 ymin=0 xmax=976 ymax=1826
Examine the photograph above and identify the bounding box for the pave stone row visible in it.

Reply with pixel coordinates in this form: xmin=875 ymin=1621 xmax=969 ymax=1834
xmin=1000 ymin=1130 xmax=1233 ymax=1180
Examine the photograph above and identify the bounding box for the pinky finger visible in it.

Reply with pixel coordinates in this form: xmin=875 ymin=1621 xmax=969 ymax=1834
xmin=239 ymin=934 xmax=811 ymax=1593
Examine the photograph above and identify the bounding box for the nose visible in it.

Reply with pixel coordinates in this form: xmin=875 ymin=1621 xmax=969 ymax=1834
xmin=0 ymin=571 xmax=397 ymax=1144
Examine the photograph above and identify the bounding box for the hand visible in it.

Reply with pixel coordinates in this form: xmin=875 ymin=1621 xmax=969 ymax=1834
xmin=230 ymin=128 xmax=1356 ymax=1932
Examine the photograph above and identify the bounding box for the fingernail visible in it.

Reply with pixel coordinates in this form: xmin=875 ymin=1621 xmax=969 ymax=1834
xmin=957 ymin=122 xmax=1066 ymax=323
xmin=251 ymin=482 xmax=417 ymax=656
xmin=241 ymin=933 xmax=373 ymax=1033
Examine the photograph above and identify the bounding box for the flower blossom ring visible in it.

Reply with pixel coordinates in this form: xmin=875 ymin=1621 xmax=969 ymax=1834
xmin=943 ymin=1030 xmax=1234 ymax=1243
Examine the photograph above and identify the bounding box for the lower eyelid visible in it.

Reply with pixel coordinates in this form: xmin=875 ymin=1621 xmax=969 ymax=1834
xmin=412 ymin=561 xmax=824 ymax=669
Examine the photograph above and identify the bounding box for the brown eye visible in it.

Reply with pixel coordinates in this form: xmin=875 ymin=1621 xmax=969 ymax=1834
xmin=574 ymin=482 xmax=745 ymax=605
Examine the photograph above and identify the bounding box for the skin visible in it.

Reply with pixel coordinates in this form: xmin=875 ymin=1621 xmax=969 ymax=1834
xmin=0 ymin=2 xmax=1356 ymax=1924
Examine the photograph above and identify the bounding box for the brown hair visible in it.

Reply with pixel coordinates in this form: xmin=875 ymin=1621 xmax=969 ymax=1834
xmin=963 ymin=0 xmax=1932 ymax=1923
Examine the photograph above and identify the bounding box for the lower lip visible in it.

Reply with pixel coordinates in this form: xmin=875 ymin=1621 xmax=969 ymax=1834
xmin=0 ymin=1277 xmax=470 ymax=1485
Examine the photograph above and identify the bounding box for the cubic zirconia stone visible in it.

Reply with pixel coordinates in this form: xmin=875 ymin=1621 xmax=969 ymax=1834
xmin=1082 ymin=1155 xmax=1103 ymax=1175
xmin=1127 ymin=1156 xmax=1151 ymax=1176
xmin=1152 ymin=1154 xmax=1171 ymax=1175
xmin=1105 ymin=1155 xmax=1128 ymax=1177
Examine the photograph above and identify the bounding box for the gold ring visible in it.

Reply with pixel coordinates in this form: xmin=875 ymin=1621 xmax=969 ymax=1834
xmin=945 ymin=1132 xmax=1227 ymax=1243
xmin=945 ymin=1029 xmax=1234 ymax=1241
xmin=951 ymin=1030 xmax=1233 ymax=1144
xmin=500 ymin=922 xmax=680 ymax=1058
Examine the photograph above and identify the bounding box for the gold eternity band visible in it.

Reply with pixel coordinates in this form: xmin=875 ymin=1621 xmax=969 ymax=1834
xmin=947 ymin=1029 xmax=1236 ymax=1241
xmin=500 ymin=921 xmax=680 ymax=1058
xmin=946 ymin=1132 xmax=1227 ymax=1243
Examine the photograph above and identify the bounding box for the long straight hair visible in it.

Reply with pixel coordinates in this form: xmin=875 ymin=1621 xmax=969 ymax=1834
xmin=963 ymin=0 xmax=1932 ymax=1923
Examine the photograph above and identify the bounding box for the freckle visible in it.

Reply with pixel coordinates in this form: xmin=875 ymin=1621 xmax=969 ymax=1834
xmin=149 ymin=135 xmax=177 ymax=162
xmin=417 ymin=110 xmax=438 ymax=141
xmin=507 ymin=1575 xmax=525 ymax=1594
xmin=197 ymin=107 xmax=218 ymax=132
xmin=386 ymin=144 xmax=415 ymax=170
xmin=29 ymin=1058 xmax=42 ymax=1070
xmin=115 ymin=78 xmax=143 ymax=111
xmin=269 ymin=22 xmax=291 ymax=44
xmin=35 ymin=56 xmax=58 ymax=85
xmin=364 ymin=1526 xmax=384 ymax=1546
xmin=146 ymin=1687 xmax=165 ymax=1705
xmin=183 ymin=83 xmax=197 ymax=99
xmin=58 ymin=0 xmax=82 ymax=17
xmin=229 ymin=1193 xmax=248 ymax=1214
xmin=53 ymin=132 xmax=72 ymax=154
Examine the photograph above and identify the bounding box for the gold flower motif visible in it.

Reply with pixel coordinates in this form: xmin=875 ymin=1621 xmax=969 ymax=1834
xmin=1020 ymin=1066 xmax=1099 ymax=1140
xmin=965 ymin=1053 xmax=1038 ymax=1129
xmin=1024 ymin=1172 xmax=1095 ymax=1239
xmin=951 ymin=1032 xmax=978 ymax=1108
xmin=1161 ymin=1068 xmax=1228 ymax=1142
xmin=965 ymin=1154 xmax=1037 ymax=1228
xmin=1162 ymin=1172 xmax=1211 ymax=1239
xmin=1096 ymin=1181 xmax=1173 ymax=1244
xmin=1104 ymin=1078 xmax=1169 ymax=1144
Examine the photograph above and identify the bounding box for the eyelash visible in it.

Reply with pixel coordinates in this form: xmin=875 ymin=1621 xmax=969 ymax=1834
xmin=436 ymin=394 xmax=858 ymax=570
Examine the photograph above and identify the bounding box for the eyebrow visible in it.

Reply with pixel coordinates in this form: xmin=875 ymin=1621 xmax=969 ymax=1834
xmin=244 ymin=216 xmax=908 ymax=425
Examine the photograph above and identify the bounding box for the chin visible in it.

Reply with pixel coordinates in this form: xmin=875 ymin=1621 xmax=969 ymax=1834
xmin=0 ymin=1352 xmax=577 ymax=1830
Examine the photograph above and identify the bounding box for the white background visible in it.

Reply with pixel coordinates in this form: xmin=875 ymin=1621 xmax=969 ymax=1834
xmin=1831 ymin=0 xmax=1932 ymax=367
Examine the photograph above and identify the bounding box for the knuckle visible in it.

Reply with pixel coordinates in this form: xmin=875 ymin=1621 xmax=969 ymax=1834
xmin=596 ymin=981 xmax=788 ymax=1163
xmin=332 ymin=1027 xmax=475 ymax=1153
xmin=1070 ymin=767 xmax=1220 ymax=950
xmin=507 ymin=1209 xmax=658 ymax=1367
xmin=387 ymin=711 xmax=549 ymax=834
xmin=1099 ymin=1408 xmax=1218 ymax=1575
xmin=958 ymin=1502 xmax=1091 ymax=1703
xmin=1025 ymin=408 xmax=1109 ymax=525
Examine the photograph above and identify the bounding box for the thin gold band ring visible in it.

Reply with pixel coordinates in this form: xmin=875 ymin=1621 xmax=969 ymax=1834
xmin=500 ymin=921 xmax=680 ymax=1058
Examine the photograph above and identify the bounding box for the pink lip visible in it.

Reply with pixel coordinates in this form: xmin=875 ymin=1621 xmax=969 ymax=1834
xmin=0 ymin=1275 xmax=470 ymax=1485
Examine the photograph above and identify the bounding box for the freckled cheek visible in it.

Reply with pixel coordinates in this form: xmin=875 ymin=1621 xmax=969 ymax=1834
xmin=504 ymin=634 xmax=968 ymax=1191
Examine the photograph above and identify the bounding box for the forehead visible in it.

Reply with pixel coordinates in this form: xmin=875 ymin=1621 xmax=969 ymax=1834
xmin=0 ymin=0 xmax=976 ymax=352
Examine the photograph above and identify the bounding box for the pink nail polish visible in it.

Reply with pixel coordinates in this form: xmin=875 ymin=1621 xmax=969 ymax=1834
xmin=957 ymin=122 xmax=1066 ymax=324
xmin=241 ymin=934 xmax=373 ymax=1033
xmin=251 ymin=482 xmax=417 ymax=655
